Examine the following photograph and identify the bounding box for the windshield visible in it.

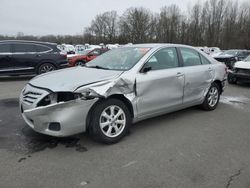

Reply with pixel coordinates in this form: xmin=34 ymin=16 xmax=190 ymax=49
xmin=245 ymin=55 xmax=250 ymax=61
xmin=221 ymin=50 xmax=239 ymax=56
xmin=86 ymin=47 xmax=151 ymax=71
xmin=78 ymin=49 xmax=91 ymax=55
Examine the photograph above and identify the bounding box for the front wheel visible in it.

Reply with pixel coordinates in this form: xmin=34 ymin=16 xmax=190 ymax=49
xmin=89 ymin=99 xmax=131 ymax=144
xmin=201 ymin=83 xmax=220 ymax=111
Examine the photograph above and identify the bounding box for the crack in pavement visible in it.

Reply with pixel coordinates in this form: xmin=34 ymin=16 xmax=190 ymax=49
xmin=225 ymin=169 xmax=242 ymax=188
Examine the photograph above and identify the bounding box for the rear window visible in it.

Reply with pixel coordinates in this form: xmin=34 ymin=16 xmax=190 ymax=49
xmin=200 ymin=54 xmax=211 ymax=65
xmin=0 ymin=44 xmax=11 ymax=53
xmin=36 ymin=45 xmax=51 ymax=52
xmin=14 ymin=43 xmax=36 ymax=53
xmin=179 ymin=48 xmax=202 ymax=66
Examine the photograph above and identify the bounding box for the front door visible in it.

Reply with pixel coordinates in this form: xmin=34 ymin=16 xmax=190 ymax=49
xmin=136 ymin=47 xmax=184 ymax=117
xmin=0 ymin=43 xmax=13 ymax=74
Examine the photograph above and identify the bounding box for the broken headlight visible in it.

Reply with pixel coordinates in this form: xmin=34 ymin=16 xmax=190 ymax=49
xmin=37 ymin=92 xmax=83 ymax=107
xmin=81 ymin=89 xmax=99 ymax=100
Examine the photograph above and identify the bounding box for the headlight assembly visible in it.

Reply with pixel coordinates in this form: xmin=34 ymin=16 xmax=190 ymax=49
xmin=81 ymin=89 xmax=99 ymax=100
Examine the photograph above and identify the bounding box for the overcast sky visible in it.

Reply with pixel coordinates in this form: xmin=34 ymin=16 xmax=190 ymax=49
xmin=0 ymin=0 xmax=239 ymax=36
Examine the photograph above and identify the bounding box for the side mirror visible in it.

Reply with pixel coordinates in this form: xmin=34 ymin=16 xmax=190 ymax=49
xmin=141 ymin=66 xmax=152 ymax=73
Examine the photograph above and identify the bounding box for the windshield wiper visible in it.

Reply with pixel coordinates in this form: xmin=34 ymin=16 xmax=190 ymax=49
xmin=86 ymin=65 xmax=110 ymax=70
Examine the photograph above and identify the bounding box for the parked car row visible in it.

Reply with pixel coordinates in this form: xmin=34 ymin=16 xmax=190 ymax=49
xmin=0 ymin=40 xmax=68 ymax=75
xmin=58 ymin=43 xmax=120 ymax=56
xmin=0 ymin=40 xmax=114 ymax=76
xmin=214 ymin=49 xmax=250 ymax=69
xmin=68 ymin=48 xmax=109 ymax=67
xmin=228 ymin=55 xmax=250 ymax=84
xmin=1 ymin=40 xmax=250 ymax=86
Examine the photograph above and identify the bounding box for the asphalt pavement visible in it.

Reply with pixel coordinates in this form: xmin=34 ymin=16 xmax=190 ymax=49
xmin=0 ymin=76 xmax=250 ymax=188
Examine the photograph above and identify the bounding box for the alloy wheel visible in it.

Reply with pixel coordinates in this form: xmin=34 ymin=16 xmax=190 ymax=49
xmin=207 ymin=87 xmax=219 ymax=107
xmin=99 ymin=105 xmax=126 ymax=138
xmin=40 ymin=64 xmax=55 ymax=74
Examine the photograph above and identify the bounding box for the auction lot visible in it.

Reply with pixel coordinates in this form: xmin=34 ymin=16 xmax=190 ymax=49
xmin=0 ymin=77 xmax=250 ymax=188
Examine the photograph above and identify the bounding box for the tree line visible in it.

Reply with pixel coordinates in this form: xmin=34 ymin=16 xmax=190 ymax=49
xmin=1 ymin=0 xmax=250 ymax=49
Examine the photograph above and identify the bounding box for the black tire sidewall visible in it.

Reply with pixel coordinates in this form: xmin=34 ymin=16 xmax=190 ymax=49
xmin=202 ymin=83 xmax=220 ymax=111
xmin=75 ymin=61 xmax=85 ymax=66
xmin=38 ymin=63 xmax=56 ymax=74
xmin=90 ymin=98 xmax=131 ymax=144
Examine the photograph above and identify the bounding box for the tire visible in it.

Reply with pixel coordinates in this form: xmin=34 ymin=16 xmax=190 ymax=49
xmin=227 ymin=73 xmax=237 ymax=84
xmin=37 ymin=63 xmax=56 ymax=74
xmin=75 ymin=61 xmax=85 ymax=66
xmin=89 ymin=98 xmax=132 ymax=144
xmin=200 ymin=82 xmax=221 ymax=111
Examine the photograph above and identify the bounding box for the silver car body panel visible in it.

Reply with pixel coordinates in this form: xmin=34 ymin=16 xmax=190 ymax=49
xmin=20 ymin=44 xmax=227 ymax=136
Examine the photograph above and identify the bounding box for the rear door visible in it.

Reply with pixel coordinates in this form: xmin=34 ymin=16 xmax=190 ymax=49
xmin=136 ymin=47 xmax=185 ymax=117
xmin=0 ymin=43 xmax=13 ymax=74
xmin=178 ymin=47 xmax=214 ymax=104
xmin=12 ymin=43 xmax=37 ymax=73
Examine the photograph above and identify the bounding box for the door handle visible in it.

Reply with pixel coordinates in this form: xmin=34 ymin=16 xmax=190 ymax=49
xmin=176 ymin=72 xmax=184 ymax=77
xmin=208 ymin=67 xmax=213 ymax=72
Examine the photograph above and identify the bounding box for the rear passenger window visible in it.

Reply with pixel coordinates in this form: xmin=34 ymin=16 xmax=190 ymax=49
xmin=0 ymin=44 xmax=11 ymax=53
xmin=36 ymin=45 xmax=51 ymax=52
xmin=145 ymin=47 xmax=179 ymax=70
xmin=200 ymin=54 xmax=211 ymax=65
xmin=14 ymin=43 xmax=36 ymax=53
xmin=180 ymin=48 xmax=202 ymax=66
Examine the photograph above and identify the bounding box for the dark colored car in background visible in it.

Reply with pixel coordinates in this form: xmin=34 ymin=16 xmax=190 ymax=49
xmin=68 ymin=48 xmax=109 ymax=67
xmin=0 ymin=40 xmax=68 ymax=75
xmin=214 ymin=49 xmax=250 ymax=69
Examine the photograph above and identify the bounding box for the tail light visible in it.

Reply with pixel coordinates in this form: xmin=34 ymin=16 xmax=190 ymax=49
xmin=60 ymin=52 xmax=67 ymax=59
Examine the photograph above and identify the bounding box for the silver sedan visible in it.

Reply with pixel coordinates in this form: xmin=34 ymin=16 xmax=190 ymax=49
xmin=20 ymin=44 xmax=227 ymax=144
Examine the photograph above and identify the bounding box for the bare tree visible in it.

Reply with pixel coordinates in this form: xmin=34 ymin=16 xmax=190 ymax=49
xmin=156 ymin=5 xmax=183 ymax=43
xmin=1 ymin=0 xmax=250 ymax=49
xmin=119 ymin=7 xmax=155 ymax=43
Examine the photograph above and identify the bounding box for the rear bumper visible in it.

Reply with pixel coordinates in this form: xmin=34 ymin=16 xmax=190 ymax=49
xmin=58 ymin=60 xmax=69 ymax=69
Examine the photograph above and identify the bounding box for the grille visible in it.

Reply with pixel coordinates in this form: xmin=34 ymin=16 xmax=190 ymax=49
xmin=22 ymin=84 xmax=48 ymax=106
xmin=236 ymin=68 xmax=250 ymax=74
xmin=23 ymin=91 xmax=42 ymax=104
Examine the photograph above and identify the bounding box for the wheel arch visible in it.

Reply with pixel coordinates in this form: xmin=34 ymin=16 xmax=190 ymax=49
xmin=213 ymin=80 xmax=223 ymax=94
xmin=36 ymin=60 xmax=58 ymax=74
xmin=86 ymin=94 xmax=135 ymax=132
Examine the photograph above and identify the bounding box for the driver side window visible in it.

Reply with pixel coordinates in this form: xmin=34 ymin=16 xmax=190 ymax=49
xmin=145 ymin=48 xmax=179 ymax=70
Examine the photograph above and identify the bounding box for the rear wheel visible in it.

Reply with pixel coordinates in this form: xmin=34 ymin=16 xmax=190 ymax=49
xmin=89 ymin=99 xmax=131 ymax=144
xmin=201 ymin=82 xmax=220 ymax=111
xmin=38 ymin=63 xmax=56 ymax=74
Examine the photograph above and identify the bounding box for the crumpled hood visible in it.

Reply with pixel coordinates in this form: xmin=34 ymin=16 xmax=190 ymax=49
xmin=29 ymin=67 xmax=123 ymax=92
xmin=234 ymin=61 xmax=250 ymax=69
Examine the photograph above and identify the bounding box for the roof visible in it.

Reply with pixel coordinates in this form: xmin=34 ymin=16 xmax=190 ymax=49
xmin=125 ymin=43 xmax=196 ymax=49
xmin=0 ymin=40 xmax=57 ymax=46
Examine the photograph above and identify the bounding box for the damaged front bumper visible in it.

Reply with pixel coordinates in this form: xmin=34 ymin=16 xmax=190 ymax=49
xmin=20 ymin=84 xmax=98 ymax=137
